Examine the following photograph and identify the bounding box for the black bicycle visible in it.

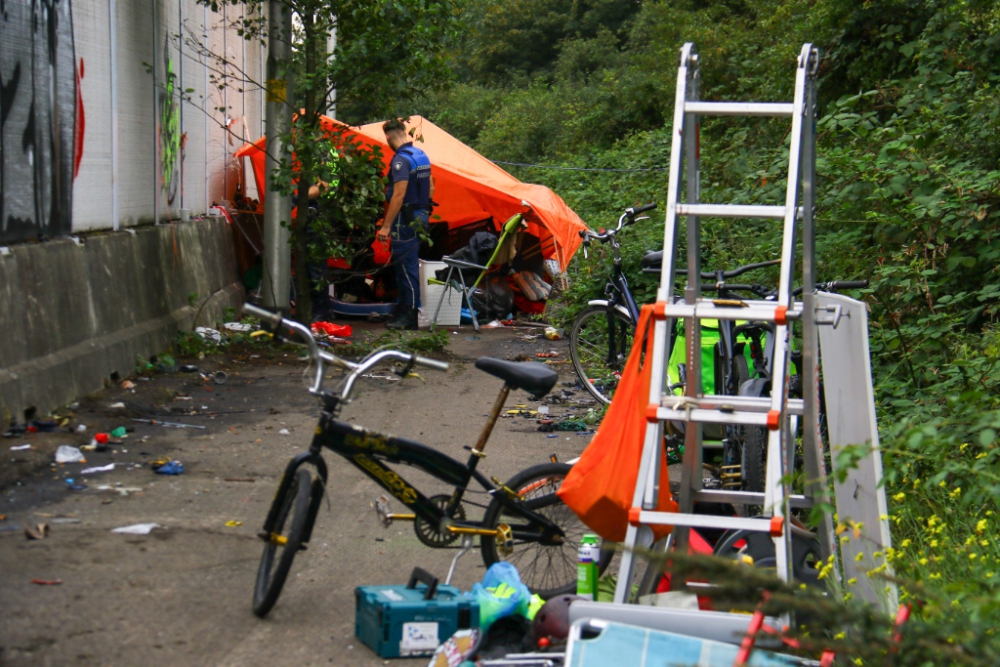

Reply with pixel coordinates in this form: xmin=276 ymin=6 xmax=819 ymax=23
xmin=242 ymin=304 xmax=597 ymax=618
xmin=569 ymin=203 xmax=657 ymax=403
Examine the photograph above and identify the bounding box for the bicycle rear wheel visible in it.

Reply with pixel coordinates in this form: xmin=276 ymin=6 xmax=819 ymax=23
xmin=252 ymin=467 xmax=316 ymax=617
xmin=480 ymin=463 xmax=593 ymax=599
xmin=570 ymin=306 xmax=635 ymax=404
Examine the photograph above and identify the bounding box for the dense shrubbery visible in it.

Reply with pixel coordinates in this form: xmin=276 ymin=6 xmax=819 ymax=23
xmin=407 ymin=0 xmax=1000 ymax=658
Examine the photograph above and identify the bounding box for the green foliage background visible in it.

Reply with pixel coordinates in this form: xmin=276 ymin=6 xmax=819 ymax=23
xmin=405 ymin=0 xmax=1000 ymax=657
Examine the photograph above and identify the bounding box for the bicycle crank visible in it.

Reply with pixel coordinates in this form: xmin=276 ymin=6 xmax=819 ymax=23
xmin=375 ymin=495 xmax=415 ymax=528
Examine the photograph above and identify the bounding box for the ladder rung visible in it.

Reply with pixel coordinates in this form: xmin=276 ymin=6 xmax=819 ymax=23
xmin=659 ymin=301 xmax=802 ymax=323
xmin=659 ymin=395 xmax=803 ymax=416
xmin=694 ymin=489 xmax=813 ymax=509
xmin=676 ymin=204 xmax=802 ymax=219
xmin=651 ymin=405 xmax=774 ymax=427
xmin=632 ymin=510 xmax=783 ymax=535
xmin=684 ymin=101 xmax=795 ymax=117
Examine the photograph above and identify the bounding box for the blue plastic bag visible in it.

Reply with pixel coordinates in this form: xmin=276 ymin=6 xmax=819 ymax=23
xmin=471 ymin=562 xmax=530 ymax=631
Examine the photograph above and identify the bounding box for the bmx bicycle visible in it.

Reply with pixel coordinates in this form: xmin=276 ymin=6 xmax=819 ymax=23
xmin=242 ymin=304 xmax=595 ymax=617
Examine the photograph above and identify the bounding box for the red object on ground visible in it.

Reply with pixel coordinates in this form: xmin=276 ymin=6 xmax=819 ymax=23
xmin=95 ymin=433 xmax=109 ymax=444
xmin=31 ymin=579 xmax=63 ymax=585
xmin=513 ymin=294 xmax=545 ymax=314
xmin=311 ymin=322 xmax=353 ymax=337
xmin=371 ymin=238 xmax=391 ymax=265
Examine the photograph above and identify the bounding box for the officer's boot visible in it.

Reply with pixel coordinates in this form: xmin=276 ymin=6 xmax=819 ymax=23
xmin=386 ymin=308 xmax=418 ymax=331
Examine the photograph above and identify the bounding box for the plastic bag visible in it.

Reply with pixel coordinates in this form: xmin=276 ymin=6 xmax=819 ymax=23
xmin=556 ymin=304 xmax=678 ymax=542
xmin=471 ymin=562 xmax=530 ymax=631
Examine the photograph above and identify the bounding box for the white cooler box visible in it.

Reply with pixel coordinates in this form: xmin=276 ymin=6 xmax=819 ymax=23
xmin=417 ymin=260 xmax=462 ymax=327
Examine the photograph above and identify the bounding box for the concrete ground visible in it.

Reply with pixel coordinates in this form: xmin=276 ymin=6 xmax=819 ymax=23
xmin=0 ymin=324 xmax=600 ymax=667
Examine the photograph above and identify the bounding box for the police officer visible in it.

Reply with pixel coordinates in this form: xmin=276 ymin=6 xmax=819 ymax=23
xmin=376 ymin=119 xmax=433 ymax=330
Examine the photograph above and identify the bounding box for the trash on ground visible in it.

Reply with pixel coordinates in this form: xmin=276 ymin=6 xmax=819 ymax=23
xmin=95 ymin=433 xmax=109 ymax=444
xmin=111 ymin=523 xmax=162 ymax=535
xmin=49 ymin=517 xmax=81 ymax=525
xmin=81 ymin=463 xmax=115 ymax=474
xmin=538 ymin=419 xmax=588 ymax=432
xmin=54 ymin=445 xmax=85 ymax=463
xmin=67 ymin=484 xmax=88 ymax=491
xmin=108 ymin=402 xmax=126 ymax=409
xmin=195 ymin=327 xmax=222 ymax=343
xmin=110 ymin=426 xmax=127 ymax=439
xmin=544 ymin=326 xmax=564 ymax=341
xmin=121 ymin=380 xmax=135 ymax=389
xmin=535 ymin=351 xmax=559 ymax=358
xmin=483 ymin=320 xmax=505 ymax=328
xmin=96 ymin=485 xmax=144 ymax=496
xmin=278 ymin=428 xmax=290 ymax=435
xmin=223 ymin=477 xmax=256 ymax=483
xmin=28 ymin=419 xmax=58 ymax=433
xmin=311 ymin=321 xmax=353 ymax=337
xmin=225 ymin=520 xmax=243 ymax=527
xmin=10 ymin=444 xmax=31 ymax=451
xmin=223 ymin=321 xmax=253 ymax=332
xmin=180 ymin=364 xmax=200 ymax=373
xmin=131 ymin=418 xmax=205 ymax=429
xmin=538 ymin=405 xmax=550 ymax=415
xmin=25 ymin=524 xmax=49 ymax=540
xmin=75 ymin=424 xmax=87 ymax=433
xmin=31 ymin=579 xmax=63 ymax=585
xmin=210 ymin=371 xmax=227 ymax=385
xmin=152 ymin=459 xmax=184 ymax=475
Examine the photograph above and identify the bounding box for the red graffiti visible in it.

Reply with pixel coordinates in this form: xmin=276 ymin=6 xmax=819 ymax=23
xmin=74 ymin=58 xmax=85 ymax=179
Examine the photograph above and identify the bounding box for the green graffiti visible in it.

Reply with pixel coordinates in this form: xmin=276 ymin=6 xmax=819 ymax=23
xmin=159 ymin=41 xmax=181 ymax=207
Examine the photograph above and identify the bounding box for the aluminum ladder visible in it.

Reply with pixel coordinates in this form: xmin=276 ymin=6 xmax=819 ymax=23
xmin=614 ymin=42 xmax=837 ymax=604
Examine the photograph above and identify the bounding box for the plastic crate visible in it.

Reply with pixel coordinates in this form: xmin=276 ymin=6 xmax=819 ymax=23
xmin=355 ymin=569 xmax=479 ymax=659
xmin=419 ymin=284 xmax=463 ymax=327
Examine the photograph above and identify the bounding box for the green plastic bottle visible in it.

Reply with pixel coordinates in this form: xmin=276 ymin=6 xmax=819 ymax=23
xmin=577 ymin=534 xmax=600 ymax=600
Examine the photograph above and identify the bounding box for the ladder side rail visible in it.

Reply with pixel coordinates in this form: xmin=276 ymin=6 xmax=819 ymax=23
xmin=763 ymin=44 xmax=814 ymax=586
xmin=614 ymin=42 xmax=696 ymax=606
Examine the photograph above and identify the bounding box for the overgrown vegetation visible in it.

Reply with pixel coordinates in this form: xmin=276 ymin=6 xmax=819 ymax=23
xmin=403 ymin=0 xmax=1000 ymax=658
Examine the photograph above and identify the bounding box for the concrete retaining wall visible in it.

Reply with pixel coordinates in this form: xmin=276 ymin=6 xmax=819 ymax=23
xmin=0 ymin=217 xmax=243 ymax=423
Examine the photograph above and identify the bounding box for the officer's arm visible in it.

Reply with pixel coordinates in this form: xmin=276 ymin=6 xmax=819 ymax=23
xmin=430 ymin=176 xmax=435 ymax=201
xmin=382 ymin=187 xmax=407 ymax=233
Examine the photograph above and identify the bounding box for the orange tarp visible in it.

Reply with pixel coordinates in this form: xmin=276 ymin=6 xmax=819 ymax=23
xmin=235 ymin=115 xmax=586 ymax=270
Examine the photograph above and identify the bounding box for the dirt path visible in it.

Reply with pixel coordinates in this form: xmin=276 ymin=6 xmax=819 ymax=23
xmin=0 ymin=325 xmax=599 ymax=667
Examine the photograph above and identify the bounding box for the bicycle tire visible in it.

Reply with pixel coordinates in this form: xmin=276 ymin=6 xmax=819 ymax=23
xmin=252 ymin=467 xmax=314 ymax=617
xmin=570 ymin=306 xmax=635 ymax=404
xmin=480 ymin=462 xmax=594 ymax=599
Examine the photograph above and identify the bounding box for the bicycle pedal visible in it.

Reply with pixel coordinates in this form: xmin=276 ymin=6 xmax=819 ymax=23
xmin=496 ymin=523 xmax=514 ymax=556
xmin=375 ymin=495 xmax=393 ymax=528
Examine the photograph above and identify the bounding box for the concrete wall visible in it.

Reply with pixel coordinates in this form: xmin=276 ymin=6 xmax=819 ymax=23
xmin=0 ymin=217 xmax=243 ymax=423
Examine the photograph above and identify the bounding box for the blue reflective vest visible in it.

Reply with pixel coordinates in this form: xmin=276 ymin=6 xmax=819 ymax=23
xmin=387 ymin=144 xmax=432 ymax=209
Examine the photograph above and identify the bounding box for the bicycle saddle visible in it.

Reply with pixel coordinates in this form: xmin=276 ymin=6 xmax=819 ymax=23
xmin=475 ymin=357 xmax=558 ymax=398
xmin=641 ymin=249 xmax=662 ymax=269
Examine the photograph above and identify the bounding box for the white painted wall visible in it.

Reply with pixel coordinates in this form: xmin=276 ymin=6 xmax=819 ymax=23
xmin=70 ymin=0 xmax=260 ymax=232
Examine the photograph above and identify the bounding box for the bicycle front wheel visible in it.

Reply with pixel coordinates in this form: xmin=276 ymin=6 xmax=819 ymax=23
xmin=570 ymin=306 xmax=635 ymax=404
xmin=252 ymin=467 xmax=316 ymax=617
xmin=480 ymin=463 xmax=590 ymax=599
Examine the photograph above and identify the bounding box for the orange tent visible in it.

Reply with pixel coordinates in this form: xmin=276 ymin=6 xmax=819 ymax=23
xmin=235 ymin=115 xmax=586 ymax=271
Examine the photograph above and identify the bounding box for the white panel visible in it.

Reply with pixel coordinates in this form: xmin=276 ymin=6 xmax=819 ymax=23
xmin=115 ymin=0 xmax=156 ymax=226
xmin=71 ymin=0 xmax=114 ymax=231
xmin=817 ymin=292 xmax=897 ymax=614
xmin=205 ymin=6 xmax=228 ymax=208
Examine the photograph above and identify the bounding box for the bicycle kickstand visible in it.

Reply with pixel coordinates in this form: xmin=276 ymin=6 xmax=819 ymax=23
xmin=445 ymin=534 xmax=475 ymax=586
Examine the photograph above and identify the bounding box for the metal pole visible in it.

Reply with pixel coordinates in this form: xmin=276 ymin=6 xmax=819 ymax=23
xmin=262 ymin=0 xmax=293 ymax=310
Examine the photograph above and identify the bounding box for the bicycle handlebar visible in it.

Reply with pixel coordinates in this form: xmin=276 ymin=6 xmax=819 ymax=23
xmin=242 ymin=303 xmax=448 ymax=400
xmin=579 ymin=203 xmax=657 ymax=245
xmin=676 ymin=258 xmax=782 ymax=280
xmin=627 ymin=203 xmax=657 ymax=216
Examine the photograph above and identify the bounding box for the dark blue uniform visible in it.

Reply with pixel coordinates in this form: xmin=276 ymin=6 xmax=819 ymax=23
xmin=387 ymin=143 xmax=431 ymax=310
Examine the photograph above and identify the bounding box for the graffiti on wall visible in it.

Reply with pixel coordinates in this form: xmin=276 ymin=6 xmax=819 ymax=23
xmin=159 ymin=35 xmax=182 ymax=208
xmin=0 ymin=0 xmax=78 ymax=244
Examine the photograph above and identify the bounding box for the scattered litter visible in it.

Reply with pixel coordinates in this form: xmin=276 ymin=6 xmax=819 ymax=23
xmin=96 ymin=485 xmax=144 ymax=496
xmin=152 ymin=460 xmax=184 ymax=475
xmin=535 ymin=351 xmax=559 ymax=358
xmin=311 ymin=321 xmax=353 ymax=337
xmin=28 ymin=419 xmax=58 ymax=433
xmin=67 ymin=484 xmax=88 ymax=491
xmin=111 ymin=523 xmax=162 ymax=535
xmin=110 ymin=426 xmax=127 ymax=439
xmin=131 ymin=418 xmax=205 ymax=429
xmin=180 ymin=364 xmax=200 ymax=373
xmin=10 ymin=444 xmax=31 ymax=451
xmin=81 ymin=463 xmax=115 ymax=474
xmin=76 ymin=424 xmax=87 ymax=433
xmin=544 ymin=326 xmax=564 ymax=341
xmin=538 ymin=405 xmax=550 ymax=415
xmin=538 ymin=419 xmax=588 ymax=432
xmin=108 ymin=402 xmax=126 ymax=409
xmin=121 ymin=380 xmax=135 ymax=389
xmin=546 ymin=434 xmax=559 ymax=439
xmin=225 ymin=520 xmax=243 ymax=527
xmin=223 ymin=322 xmax=253 ymax=332
xmin=195 ymin=327 xmax=222 ymax=343
xmin=278 ymin=428 xmax=290 ymax=435
xmin=54 ymin=445 xmax=84 ymax=463
xmin=210 ymin=371 xmax=227 ymax=385
xmin=31 ymin=579 xmax=63 ymax=585
xmin=25 ymin=524 xmax=49 ymax=540
xmin=67 ymin=401 xmax=80 ymax=410
xmin=49 ymin=517 xmax=81 ymax=525
xmin=483 ymin=320 xmax=505 ymax=328
xmin=95 ymin=433 xmax=109 ymax=444
xmin=174 ymin=395 xmax=193 ymax=401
